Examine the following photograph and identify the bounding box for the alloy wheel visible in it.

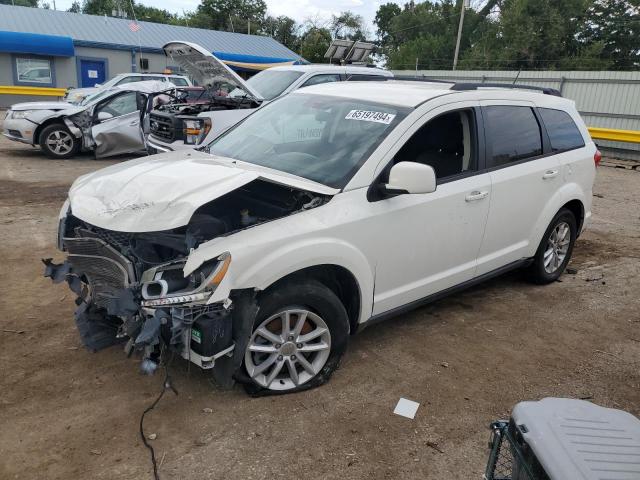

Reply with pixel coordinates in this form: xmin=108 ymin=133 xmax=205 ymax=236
xmin=245 ymin=309 xmax=331 ymax=391
xmin=544 ymin=221 xmax=571 ymax=273
xmin=46 ymin=130 xmax=74 ymax=155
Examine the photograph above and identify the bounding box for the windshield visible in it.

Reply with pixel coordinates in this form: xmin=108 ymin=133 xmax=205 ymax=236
xmin=207 ymin=94 xmax=408 ymax=188
xmin=229 ymin=70 xmax=304 ymax=101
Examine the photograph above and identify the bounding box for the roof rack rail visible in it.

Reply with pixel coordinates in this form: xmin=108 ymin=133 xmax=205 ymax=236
xmin=393 ymin=75 xmax=452 ymax=84
xmin=392 ymin=76 xmax=562 ymax=97
xmin=450 ymin=82 xmax=562 ymax=97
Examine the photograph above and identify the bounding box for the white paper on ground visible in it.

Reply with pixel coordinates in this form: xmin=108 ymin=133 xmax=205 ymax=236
xmin=394 ymin=398 xmax=420 ymax=419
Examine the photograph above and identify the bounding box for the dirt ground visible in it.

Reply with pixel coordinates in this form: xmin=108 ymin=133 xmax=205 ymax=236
xmin=0 ymin=131 xmax=639 ymax=480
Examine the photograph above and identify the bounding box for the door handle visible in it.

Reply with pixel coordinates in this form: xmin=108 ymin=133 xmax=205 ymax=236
xmin=542 ymin=169 xmax=559 ymax=180
xmin=129 ymin=120 xmax=140 ymax=126
xmin=465 ymin=190 xmax=489 ymax=202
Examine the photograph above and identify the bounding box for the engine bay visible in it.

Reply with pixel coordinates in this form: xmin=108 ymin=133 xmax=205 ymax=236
xmin=62 ymin=179 xmax=328 ymax=273
xmin=155 ymin=94 xmax=260 ymax=116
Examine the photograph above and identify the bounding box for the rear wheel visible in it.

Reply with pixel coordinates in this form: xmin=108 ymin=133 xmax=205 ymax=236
xmin=243 ymin=280 xmax=349 ymax=394
xmin=39 ymin=124 xmax=79 ymax=159
xmin=527 ymin=208 xmax=577 ymax=284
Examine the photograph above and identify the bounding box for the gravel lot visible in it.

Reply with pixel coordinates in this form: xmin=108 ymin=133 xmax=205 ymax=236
xmin=1 ymin=130 xmax=639 ymax=480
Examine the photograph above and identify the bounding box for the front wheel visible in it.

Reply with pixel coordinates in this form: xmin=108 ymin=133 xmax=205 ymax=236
xmin=243 ymin=280 xmax=349 ymax=395
xmin=527 ymin=208 xmax=577 ymax=284
xmin=39 ymin=123 xmax=80 ymax=159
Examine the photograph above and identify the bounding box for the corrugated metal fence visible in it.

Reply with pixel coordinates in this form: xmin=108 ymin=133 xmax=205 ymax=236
xmin=391 ymin=70 xmax=640 ymax=161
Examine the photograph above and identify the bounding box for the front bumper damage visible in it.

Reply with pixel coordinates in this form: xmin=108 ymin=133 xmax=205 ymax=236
xmin=43 ymin=225 xmax=254 ymax=385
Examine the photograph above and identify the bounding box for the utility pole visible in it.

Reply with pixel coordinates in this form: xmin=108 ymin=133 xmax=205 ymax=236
xmin=453 ymin=0 xmax=469 ymax=70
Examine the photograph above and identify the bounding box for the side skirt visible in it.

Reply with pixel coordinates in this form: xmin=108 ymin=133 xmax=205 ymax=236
xmin=358 ymin=258 xmax=532 ymax=332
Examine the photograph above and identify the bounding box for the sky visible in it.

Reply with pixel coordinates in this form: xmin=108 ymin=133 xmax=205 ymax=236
xmin=50 ymin=0 xmax=385 ymax=35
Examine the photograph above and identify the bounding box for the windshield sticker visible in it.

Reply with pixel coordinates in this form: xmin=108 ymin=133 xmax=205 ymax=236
xmin=345 ymin=110 xmax=396 ymax=124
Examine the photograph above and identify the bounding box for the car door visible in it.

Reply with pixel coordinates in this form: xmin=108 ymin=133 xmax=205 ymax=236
xmin=91 ymin=91 xmax=145 ymax=158
xmin=367 ymin=102 xmax=492 ymax=315
xmin=475 ymin=101 xmax=562 ymax=275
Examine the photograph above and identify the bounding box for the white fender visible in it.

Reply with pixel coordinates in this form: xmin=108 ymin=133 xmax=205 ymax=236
xmin=526 ymin=181 xmax=589 ymax=258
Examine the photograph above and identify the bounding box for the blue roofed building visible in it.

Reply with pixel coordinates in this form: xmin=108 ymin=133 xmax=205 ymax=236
xmin=0 ymin=4 xmax=302 ymax=106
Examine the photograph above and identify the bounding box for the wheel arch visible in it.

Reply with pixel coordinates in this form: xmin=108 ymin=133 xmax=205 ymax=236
xmin=562 ymin=198 xmax=585 ymax=235
xmin=528 ymin=183 xmax=587 ymax=257
xmin=258 ymin=264 xmax=362 ymax=335
xmin=33 ymin=118 xmax=68 ymax=145
xmin=199 ymin=237 xmax=375 ymax=326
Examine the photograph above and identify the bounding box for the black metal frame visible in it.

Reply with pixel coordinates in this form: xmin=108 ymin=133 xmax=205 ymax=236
xmin=485 ymin=421 xmax=536 ymax=480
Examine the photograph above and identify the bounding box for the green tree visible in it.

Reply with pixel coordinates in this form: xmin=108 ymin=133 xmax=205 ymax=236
xmin=374 ymin=2 xmax=401 ymax=46
xmin=81 ymin=0 xmax=182 ymax=25
xmin=67 ymin=0 xmax=81 ymax=12
xmin=262 ymin=15 xmax=300 ymax=51
xmin=488 ymin=0 xmax=590 ymax=69
xmin=381 ymin=0 xmax=471 ymax=69
xmin=330 ymin=11 xmax=368 ymax=40
xmin=577 ymin=0 xmax=640 ymax=69
xmin=299 ymin=27 xmax=332 ymax=63
xmin=189 ymin=0 xmax=266 ymax=33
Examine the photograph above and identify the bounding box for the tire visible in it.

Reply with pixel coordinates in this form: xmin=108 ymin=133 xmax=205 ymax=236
xmin=242 ymin=279 xmax=350 ymax=395
xmin=38 ymin=123 xmax=80 ymax=159
xmin=526 ymin=208 xmax=577 ymax=284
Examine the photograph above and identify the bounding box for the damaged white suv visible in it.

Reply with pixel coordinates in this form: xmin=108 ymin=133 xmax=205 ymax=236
xmin=45 ymin=81 xmax=597 ymax=394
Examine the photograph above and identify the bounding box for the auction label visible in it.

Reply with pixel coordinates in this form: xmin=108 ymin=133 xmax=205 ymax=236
xmin=345 ymin=110 xmax=396 ymax=124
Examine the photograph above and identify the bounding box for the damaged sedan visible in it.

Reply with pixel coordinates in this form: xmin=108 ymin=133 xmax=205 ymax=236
xmin=3 ymin=80 xmax=176 ymax=159
xmin=44 ymin=81 xmax=595 ymax=394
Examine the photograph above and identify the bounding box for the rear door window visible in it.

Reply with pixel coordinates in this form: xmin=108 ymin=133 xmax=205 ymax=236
xmin=300 ymin=74 xmax=342 ymax=88
xmin=171 ymin=77 xmax=189 ymax=86
xmin=484 ymin=106 xmax=542 ymax=167
xmin=539 ymin=108 xmax=585 ymax=152
xmin=347 ymin=74 xmax=390 ymax=82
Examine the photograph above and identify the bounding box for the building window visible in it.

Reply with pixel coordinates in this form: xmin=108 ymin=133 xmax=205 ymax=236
xmin=15 ymin=57 xmax=54 ymax=85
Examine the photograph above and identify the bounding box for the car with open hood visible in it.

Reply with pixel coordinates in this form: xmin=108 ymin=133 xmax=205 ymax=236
xmin=146 ymin=41 xmax=393 ymax=153
xmin=3 ymin=80 xmax=178 ymax=159
xmin=44 ymin=80 xmax=596 ymax=394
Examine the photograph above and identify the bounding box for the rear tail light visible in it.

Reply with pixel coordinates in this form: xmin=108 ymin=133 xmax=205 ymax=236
xmin=594 ymin=149 xmax=602 ymax=167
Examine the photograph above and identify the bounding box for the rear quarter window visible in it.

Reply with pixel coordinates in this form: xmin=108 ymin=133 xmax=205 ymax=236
xmin=539 ymin=107 xmax=585 ymax=152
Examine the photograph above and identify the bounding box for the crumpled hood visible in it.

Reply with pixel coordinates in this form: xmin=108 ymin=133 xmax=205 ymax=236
xmin=68 ymin=149 xmax=337 ymax=233
xmin=11 ymin=101 xmax=75 ymax=111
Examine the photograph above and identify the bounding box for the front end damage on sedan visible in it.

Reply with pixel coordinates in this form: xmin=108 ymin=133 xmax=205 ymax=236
xmin=43 ymin=152 xmax=332 ymax=384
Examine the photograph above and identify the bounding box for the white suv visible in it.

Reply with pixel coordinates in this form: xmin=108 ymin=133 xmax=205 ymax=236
xmin=64 ymin=72 xmax=191 ymax=104
xmin=146 ymin=41 xmax=393 ymax=153
xmin=46 ymin=80 xmax=597 ymax=394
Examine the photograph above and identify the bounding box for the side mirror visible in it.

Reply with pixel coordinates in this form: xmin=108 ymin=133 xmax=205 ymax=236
xmin=97 ymin=111 xmax=113 ymax=121
xmin=385 ymin=162 xmax=436 ymax=194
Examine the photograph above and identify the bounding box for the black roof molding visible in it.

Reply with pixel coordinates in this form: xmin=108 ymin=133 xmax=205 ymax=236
xmin=393 ymin=75 xmax=562 ymax=97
